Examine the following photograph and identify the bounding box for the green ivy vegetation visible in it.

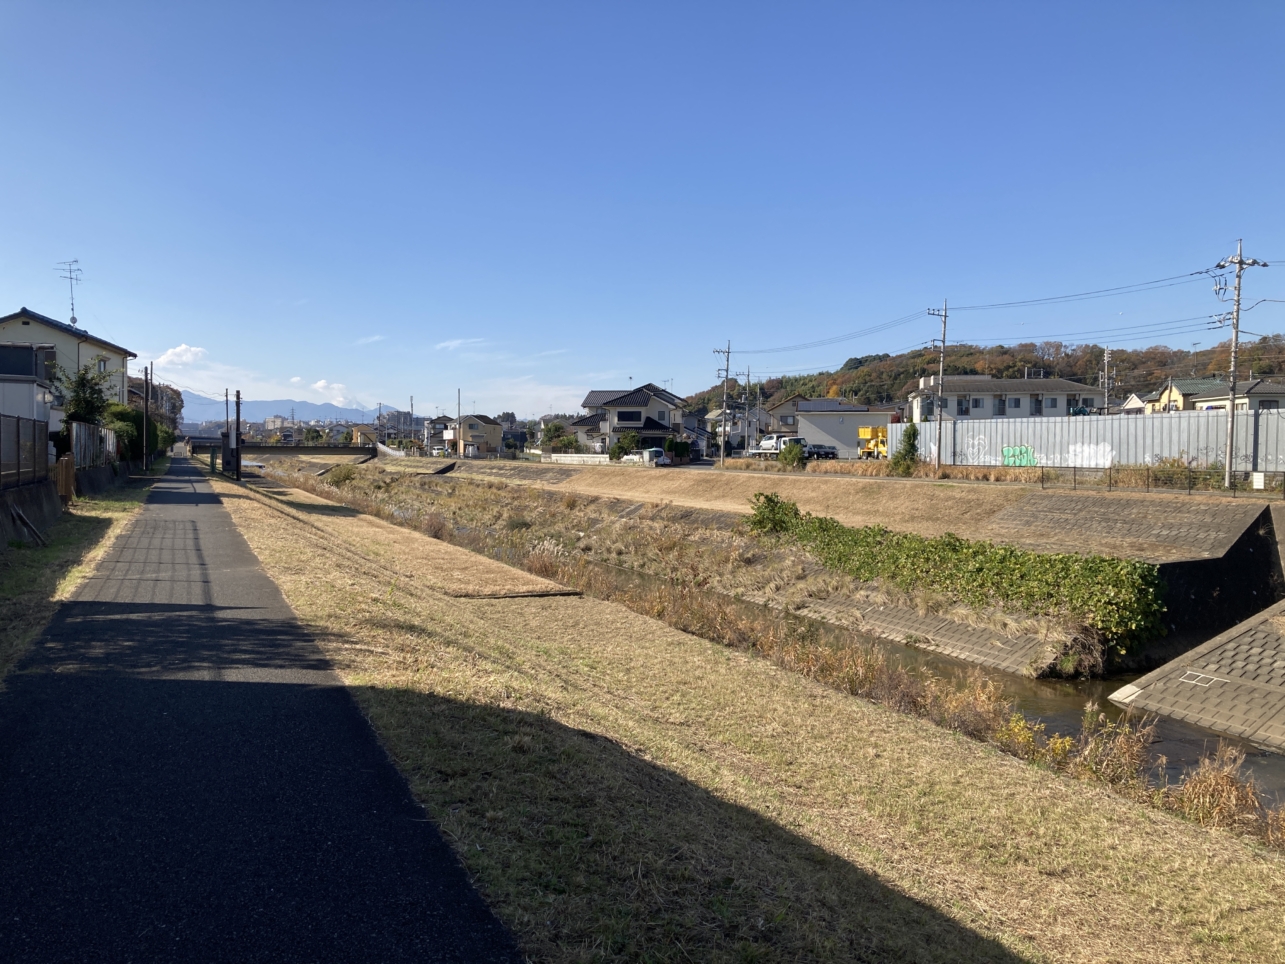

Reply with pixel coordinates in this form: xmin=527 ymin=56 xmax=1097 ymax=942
xmin=748 ymin=493 xmax=1166 ymax=649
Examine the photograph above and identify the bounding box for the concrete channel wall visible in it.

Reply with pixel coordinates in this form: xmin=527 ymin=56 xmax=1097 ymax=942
xmin=889 ymin=408 xmax=1285 ymax=470
xmin=0 ymin=480 xmax=62 ymax=546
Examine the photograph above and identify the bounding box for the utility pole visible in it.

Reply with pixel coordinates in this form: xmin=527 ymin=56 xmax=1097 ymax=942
xmin=927 ymin=300 xmax=948 ymax=472
xmin=1217 ymin=240 xmax=1270 ymax=488
xmin=457 ymin=388 xmax=462 ymax=458
xmin=143 ymin=364 xmax=150 ymax=470
xmin=235 ymin=390 xmax=242 ymax=481
xmin=713 ymin=342 xmax=731 ymax=466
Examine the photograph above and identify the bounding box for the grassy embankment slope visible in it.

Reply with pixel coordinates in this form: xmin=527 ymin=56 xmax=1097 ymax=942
xmin=0 ymin=465 xmax=162 ymax=683
xmin=205 ymin=468 xmax=1285 ymax=964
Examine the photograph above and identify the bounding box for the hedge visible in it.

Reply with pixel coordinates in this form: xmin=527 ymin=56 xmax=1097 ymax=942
xmin=748 ymin=492 xmax=1165 ymax=649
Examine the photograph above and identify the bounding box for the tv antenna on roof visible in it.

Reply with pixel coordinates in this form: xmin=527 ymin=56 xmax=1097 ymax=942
xmin=56 ymin=260 xmax=82 ymax=326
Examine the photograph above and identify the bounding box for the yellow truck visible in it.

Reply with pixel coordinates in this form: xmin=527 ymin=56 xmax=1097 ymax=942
xmin=858 ymin=425 xmax=888 ymax=459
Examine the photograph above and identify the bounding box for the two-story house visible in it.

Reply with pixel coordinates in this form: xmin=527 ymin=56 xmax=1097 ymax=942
xmin=573 ymin=384 xmax=686 ymax=452
xmin=0 ymin=342 xmax=58 ymax=425
xmin=444 ymin=414 xmax=502 ymax=456
xmin=0 ymin=308 xmax=135 ymax=418
xmin=906 ymin=374 xmax=1097 ymax=421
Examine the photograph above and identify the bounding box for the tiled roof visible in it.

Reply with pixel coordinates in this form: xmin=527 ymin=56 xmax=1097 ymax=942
xmin=569 ymin=412 xmax=603 ymax=427
xmin=798 ymin=399 xmax=870 ymax=412
xmin=909 ymin=376 xmax=1088 ymax=396
xmin=0 ymin=307 xmax=136 ymax=358
xmin=1159 ymin=378 xmax=1226 ymax=396
xmin=1191 ymin=378 xmax=1285 ymax=400
xmin=581 ymin=383 xmax=684 ymax=409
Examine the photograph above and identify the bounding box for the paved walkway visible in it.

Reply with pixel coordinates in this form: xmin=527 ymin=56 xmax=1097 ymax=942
xmin=0 ymin=462 xmax=519 ymax=962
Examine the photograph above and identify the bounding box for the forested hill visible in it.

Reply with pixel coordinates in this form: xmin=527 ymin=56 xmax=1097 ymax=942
xmin=684 ymin=334 xmax=1285 ymax=415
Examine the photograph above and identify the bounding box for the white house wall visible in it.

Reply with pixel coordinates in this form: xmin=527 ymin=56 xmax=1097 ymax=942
xmin=888 ymin=409 xmax=1285 ymax=470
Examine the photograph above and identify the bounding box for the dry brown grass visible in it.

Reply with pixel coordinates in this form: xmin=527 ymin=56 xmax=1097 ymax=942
xmin=0 ymin=485 xmax=149 ymax=684
xmin=726 ymin=458 xmax=1046 ymax=484
xmin=205 ymin=463 xmax=1285 ymax=964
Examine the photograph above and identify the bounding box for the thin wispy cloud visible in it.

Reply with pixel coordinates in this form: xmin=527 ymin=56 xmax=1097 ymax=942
xmin=435 ymin=338 xmax=485 ymax=351
xmin=355 ymin=334 xmax=386 ymax=345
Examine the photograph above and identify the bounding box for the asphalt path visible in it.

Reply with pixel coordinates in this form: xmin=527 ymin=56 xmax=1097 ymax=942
xmin=0 ymin=460 xmax=520 ymax=963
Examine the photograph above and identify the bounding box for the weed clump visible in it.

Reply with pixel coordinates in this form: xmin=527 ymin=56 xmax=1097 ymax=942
xmin=748 ymin=492 xmax=1165 ymax=652
xmin=326 ymin=464 xmax=358 ymax=486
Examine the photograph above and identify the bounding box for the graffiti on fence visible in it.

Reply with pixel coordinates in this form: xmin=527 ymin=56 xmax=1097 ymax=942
xmin=961 ymin=434 xmax=988 ymax=465
xmin=1068 ymin=442 xmax=1114 ymax=468
xmin=1001 ymin=445 xmax=1037 ymax=467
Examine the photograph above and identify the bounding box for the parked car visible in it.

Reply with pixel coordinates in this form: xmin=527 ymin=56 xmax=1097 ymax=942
xmin=807 ymin=444 xmax=838 ymax=460
xmin=430 ymin=445 xmax=446 ymax=456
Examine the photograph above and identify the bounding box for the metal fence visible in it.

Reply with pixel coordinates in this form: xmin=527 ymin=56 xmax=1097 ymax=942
xmin=0 ymin=415 xmax=51 ymax=491
xmin=70 ymin=420 xmax=118 ymax=469
xmin=888 ymin=408 xmax=1285 ymax=471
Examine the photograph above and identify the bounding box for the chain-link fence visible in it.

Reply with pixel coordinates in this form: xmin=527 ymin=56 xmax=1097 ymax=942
xmin=1036 ymin=464 xmax=1285 ymax=498
xmin=0 ymin=415 xmax=51 ymax=490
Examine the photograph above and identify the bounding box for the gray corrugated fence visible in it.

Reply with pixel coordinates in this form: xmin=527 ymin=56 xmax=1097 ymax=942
xmin=0 ymin=415 xmax=52 ymax=490
xmin=887 ymin=409 xmax=1285 ymax=470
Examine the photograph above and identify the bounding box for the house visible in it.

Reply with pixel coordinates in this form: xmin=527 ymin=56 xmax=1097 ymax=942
xmin=350 ymin=424 xmax=378 ymax=445
xmin=1146 ymin=378 xmax=1227 ymax=413
xmin=906 ymin=374 xmax=1097 ymax=421
xmin=423 ymin=418 xmax=450 ymax=450
xmin=444 ymin=414 xmax=502 ymax=456
xmin=1120 ymin=391 xmax=1157 ymax=415
xmin=795 ymin=400 xmax=891 ymax=458
xmin=575 ymin=384 xmax=686 ymax=452
xmin=1189 ymin=378 xmax=1285 ymax=412
xmin=704 ymin=406 xmax=771 ymax=450
xmin=0 ymin=342 xmax=58 ymax=424
xmin=0 ymin=308 xmax=135 ymax=412
xmin=764 ymin=392 xmax=808 ymax=432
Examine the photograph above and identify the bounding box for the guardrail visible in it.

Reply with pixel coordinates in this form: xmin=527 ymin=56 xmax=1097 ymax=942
xmin=0 ymin=415 xmax=51 ymax=491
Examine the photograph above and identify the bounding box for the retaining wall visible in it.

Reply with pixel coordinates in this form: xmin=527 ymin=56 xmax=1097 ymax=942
xmin=0 ymin=480 xmax=62 ymax=547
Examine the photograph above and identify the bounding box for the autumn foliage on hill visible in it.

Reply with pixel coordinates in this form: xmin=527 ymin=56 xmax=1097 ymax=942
xmin=685 ymin=335 xmax=1285 ymax=414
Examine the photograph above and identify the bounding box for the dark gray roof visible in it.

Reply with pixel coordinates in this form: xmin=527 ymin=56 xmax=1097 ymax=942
xmin=798 ymin=399 xmax=870 ymax=412
xmin=1191 ymin=378 xmax=1285 ymax=400
xmin=569 ymin=412 xmax=603 ymax=427
xmin=448 ymin=413 xmax=499 ymax=425
xmin=909 ymin=376 xmax=1088 ymax=396
xmin=581 ymin=382 xmax=684 ymax=409
xmin=0 ymin=307 xmax=136 ymax=359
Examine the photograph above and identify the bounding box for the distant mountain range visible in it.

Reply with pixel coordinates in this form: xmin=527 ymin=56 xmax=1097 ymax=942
xmin=180 ymin=392 xmax=377 ymax=424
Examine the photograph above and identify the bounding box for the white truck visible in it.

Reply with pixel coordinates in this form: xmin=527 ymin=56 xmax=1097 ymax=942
xmin=748 ymin=434 xmax=808 ymax=459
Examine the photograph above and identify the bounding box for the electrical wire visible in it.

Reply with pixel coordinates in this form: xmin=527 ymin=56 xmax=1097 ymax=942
xmin=951 ymin=271 xmax=1215 ymax=311
xmin=733 ymin=309 xmax=928 ymax=355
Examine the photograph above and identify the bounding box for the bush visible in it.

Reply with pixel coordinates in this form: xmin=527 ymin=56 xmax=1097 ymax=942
xmin=327 ymin=464 xmax=358 ymax=485
xmin=777 ymin=442 xmax=806 ymax=470
xmin=889 ymin=423 xmax=919 ymax=476
xmin=748 ymin=493 xmax=1166 ymax=650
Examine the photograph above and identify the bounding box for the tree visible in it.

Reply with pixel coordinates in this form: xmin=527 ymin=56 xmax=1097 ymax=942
xmin=54 ymin=363 xmax=113 ymax=427
xmin=609 ymin=430 xmax=641 ymax=461
xmin=778 ymin=441 xmax=806 ymax=470
xmin=540 ymin=421 xmax=567 ymax=446
xmin=303 ymin=427 xmax=324 ymax=444
xmin=889 ymin=423 xmax=919 ymax=477
xmin=339 ymin=428 xmax=353 ymax=444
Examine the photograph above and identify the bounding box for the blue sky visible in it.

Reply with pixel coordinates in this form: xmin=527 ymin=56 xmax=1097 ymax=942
xmin=2 ymin=2 xmax=1283 ymax=417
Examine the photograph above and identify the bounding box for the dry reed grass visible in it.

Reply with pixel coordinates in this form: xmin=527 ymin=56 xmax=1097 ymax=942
xmin=261 ymin=462 xmax=1285 ymax=850
xmin=726 ymin=458 xmax=1045 ymax=484
xmin=202 ymin=463 xmax=1285 ymax=964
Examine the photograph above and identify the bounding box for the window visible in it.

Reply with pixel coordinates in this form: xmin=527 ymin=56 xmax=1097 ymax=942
xmin=97 ymin=358 xmax=107 ymax=373
xmin=1261 ymin=400 xmax=1280 ymax=410
xmin=468 ymin=422 xmax=479 ymax=430
xmin=1009 ymin=397 xmax=1021 ymax=410
xmin=956 ymin=397 xmax=968 ymax=416
xmin=1046 ymin=397 xmax=1059 ymax=409
xmin=616 ymin=410 xmax=642 ymax=422
xmin=996 ymin=397 xmax=1006 ymax=415
xmin=971 ymin=397 xmax=984 ymax=410
xmin=656 ymin=409 xmax=666 ymax=422
xmin=782 ymin=415 xmax=795 ymax=425
xmin=1082 ymin=397 xmax=1095 ymax=408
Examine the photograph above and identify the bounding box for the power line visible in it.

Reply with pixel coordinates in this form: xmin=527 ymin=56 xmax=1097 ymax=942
xmin=952 ymin=271 xmax=1213 ymax=311
xmin=734 ymin=310 xmax=928 ymax=354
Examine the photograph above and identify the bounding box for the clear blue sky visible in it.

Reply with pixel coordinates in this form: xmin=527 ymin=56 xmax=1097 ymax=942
xmin=2 ymin=2 xmax=1283 ymax=417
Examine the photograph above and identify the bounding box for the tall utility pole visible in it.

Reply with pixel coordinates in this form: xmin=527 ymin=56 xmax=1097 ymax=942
xmin=143 ymin=364 xmax=150 ymax=470
xmin=713 ymin=342 xmax=731 ymax=466
xmin=1217 ymin=241 xmax=1270 ymax=488
xmin=927 ymin=300 xmax=948 ymax=472
xmin=235 ymin=390 xmax=242 ymax=481
xmin=457 ymin=388 xmax=462 ymax=458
